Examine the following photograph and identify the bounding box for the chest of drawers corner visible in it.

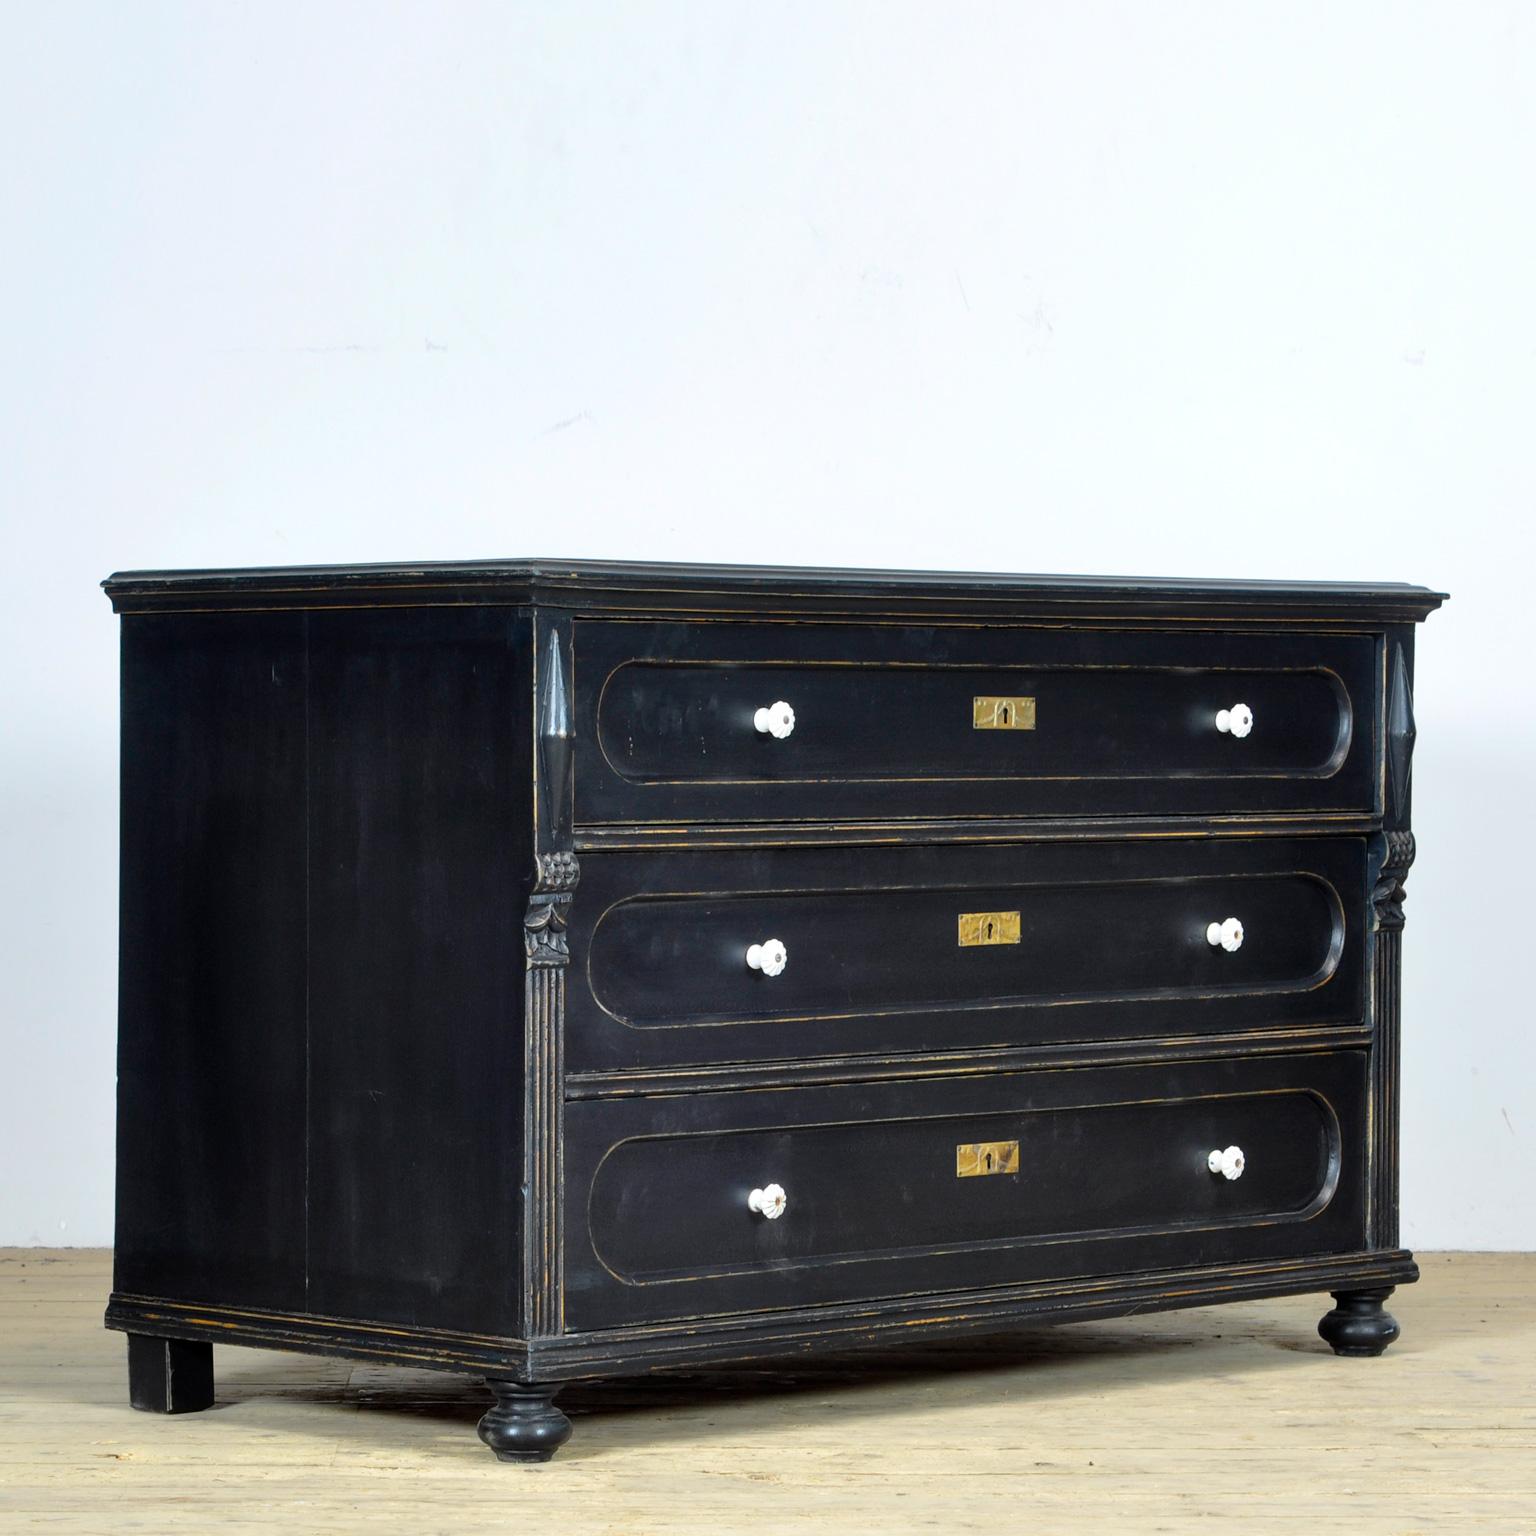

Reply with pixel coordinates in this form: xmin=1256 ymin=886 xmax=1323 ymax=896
xmin=101 ymin=559 xmax=1445 ymax=1461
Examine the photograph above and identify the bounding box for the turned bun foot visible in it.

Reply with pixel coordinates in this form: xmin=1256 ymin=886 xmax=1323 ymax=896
xmin=478 ymin=1380 xmax=572 ymax=1463
xmin=1318 ymin=1287 xmax=1402 ymax=1357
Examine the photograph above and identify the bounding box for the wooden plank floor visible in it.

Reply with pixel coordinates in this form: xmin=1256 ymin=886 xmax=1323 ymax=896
xmin=1 ymin=1251 xmax=1531 ymax=1534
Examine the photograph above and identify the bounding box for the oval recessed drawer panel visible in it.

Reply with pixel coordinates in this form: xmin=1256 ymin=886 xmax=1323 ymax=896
xmin=563 ymin=837 xmax=1366 ymax=1075
xmin=574 ymin=620 xmax=1380 ymax=824
xmin=563 ymin=1051 xmax=1367 ymax=1329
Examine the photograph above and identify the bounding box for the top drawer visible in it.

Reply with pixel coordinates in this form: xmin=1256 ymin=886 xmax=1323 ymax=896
xmin=573 ymin=621 xmax=1380 ymax=825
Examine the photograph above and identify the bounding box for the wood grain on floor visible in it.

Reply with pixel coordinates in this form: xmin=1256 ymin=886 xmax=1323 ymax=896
xmin=0 ymin=1250 xmax=1531 ymax=1534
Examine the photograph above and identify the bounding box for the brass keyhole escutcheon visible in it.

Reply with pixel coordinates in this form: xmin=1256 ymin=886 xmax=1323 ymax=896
xmin=956 ymin=1140 xmax=1021 ymax=1178
xmin=958 ymin=911 xmax=1021 ymax=946
xmin=973 ymin=695 xmax=1036 ymax=730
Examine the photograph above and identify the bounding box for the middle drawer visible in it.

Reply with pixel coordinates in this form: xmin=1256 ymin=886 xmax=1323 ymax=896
xmin=565 ymin=836 xmax=1366 ymax=1075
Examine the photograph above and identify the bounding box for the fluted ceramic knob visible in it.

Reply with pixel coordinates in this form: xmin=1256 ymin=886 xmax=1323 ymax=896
xmin=1215 ymin=702 xmax=1254 ymax=738
xmin=746 ymin=938 xmax=788 ymax=977
xmin=748 ymin=1183 xmax=787 ymax=1219
xmin=1206 ymin=916 xmax=1245 ymax=952
xmin=754 ymin=701 xmax=796 ymax=739
xmin=1208 ymin=1145 xmax=1246 ymax=1181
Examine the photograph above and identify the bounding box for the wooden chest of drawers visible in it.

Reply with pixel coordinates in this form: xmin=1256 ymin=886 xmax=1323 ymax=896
xmin=101 ymin=560 xmax=1445 ymax=1461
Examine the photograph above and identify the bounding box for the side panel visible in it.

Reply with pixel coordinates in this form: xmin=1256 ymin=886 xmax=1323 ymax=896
xmin=114 ymin=612 xmax=309 ymax=1309
xmin=306 ymin=607 xmax=532 ymax=1336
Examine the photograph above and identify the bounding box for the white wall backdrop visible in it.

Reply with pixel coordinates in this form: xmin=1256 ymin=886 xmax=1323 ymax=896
xmin=2 ymin=3 xmax=1531 ymax=1248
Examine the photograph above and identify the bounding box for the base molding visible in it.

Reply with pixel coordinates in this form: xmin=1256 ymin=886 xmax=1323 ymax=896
xmin=106 ymin=1247 xmax=1418 ymax=1384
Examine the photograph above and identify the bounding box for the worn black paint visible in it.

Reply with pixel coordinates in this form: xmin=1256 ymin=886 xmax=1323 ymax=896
xmin=303 ymin=607 xmax=531 ymax=1335
xmin=576 ymin=619 xmax=1381 ymax=823
xmin=114 ymin=612 xmax=309 ymax=1312
xmin=566 ymin=836 xmax=1367 ymax=1073
xmin=101 ymin=560 xmax=1445 ymax=1463
xmin=565 ymin=1050 xmax=1366 ymax=1329
xmin=114 ymin=605 xmax=532 ymax=1342
xmin=478 ymin=1381 xmax=573 ymax=1463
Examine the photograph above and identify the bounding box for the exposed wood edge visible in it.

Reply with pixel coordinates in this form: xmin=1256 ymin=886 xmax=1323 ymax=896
xmin=573 ymin=813 xmax=1383 ymax=850
xmin=106 ymin=595 xmax=1449 ymax=624
xmin=565 ymin=1024 xmax=1374 ymax=1101
xmin=104 ymin=1249 xmax=1417 ymax=1385
xmin=103 ymin=1295 xmax=532 ymax=1378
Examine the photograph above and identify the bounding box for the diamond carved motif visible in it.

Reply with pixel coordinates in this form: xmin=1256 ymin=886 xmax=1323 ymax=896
xmin=1387 ymin=643 xmax=1417 ymax=819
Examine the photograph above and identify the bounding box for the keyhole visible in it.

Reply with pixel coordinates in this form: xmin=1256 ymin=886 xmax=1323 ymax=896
xmin=985 ymin=920 xmax=995 ymax=940
xmin=999 ymin=704 xmax=1012 ymax=726
xmin=984 ymin=1151 xmax=994 ymax=1172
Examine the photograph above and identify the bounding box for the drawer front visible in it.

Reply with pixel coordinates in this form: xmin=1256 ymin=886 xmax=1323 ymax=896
xmin=574 ymin=621 xmax=1380 ymax=825
xmin=564 ymin=1051 xmax=1368 ymax=1328
xmin=564 ymin=837 xmax=1366 ymax=1075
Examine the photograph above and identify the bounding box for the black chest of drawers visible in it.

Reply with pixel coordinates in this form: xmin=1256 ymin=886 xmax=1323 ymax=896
xmin=101 ymin=560 xmax=1445 ymax=1461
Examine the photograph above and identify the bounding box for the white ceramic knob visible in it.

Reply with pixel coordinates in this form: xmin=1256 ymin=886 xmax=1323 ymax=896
xmin=1206 ymin=916 xmax=1245 ymax=952
xmin=1215 ymin=702 xmax=1254 ymax=738
xmin=748 ymin=1183 xmax=787 ymax=1219
xmin=746 ymin=938 xmax=788 ymax=977
xmin=1208 ymin=1145 xmax=1246 ymax=1181
xmin=754 ymin=701 xmax=796 ymax=739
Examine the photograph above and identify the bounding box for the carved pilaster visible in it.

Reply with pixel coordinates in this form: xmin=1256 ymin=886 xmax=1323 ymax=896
xmin=1372 ymin=830 xmax=1415 ymax=932
xmin=525 ymin=851 xmax=579 ymax=966
xmin=523 ymin=620 xmax=576 ymax=1341
xmin=1368 ymin=829 xmax=1416 ymax=1248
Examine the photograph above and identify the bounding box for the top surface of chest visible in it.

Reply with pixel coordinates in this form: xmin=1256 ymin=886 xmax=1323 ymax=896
xmin=102 ymin=556 xmax=1447 ymax=622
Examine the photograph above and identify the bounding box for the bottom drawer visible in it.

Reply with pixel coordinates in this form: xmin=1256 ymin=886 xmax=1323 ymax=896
xmin=563 ymin=1051 xmax=1367 ymax=1329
